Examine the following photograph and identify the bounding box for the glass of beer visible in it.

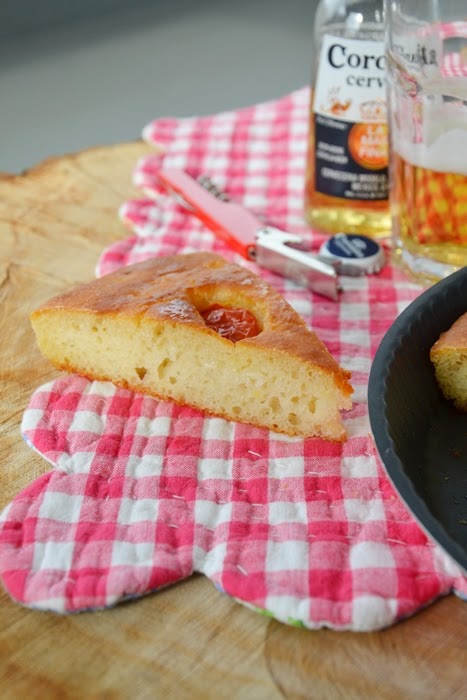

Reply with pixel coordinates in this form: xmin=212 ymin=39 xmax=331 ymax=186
xmin=385 ymin=1 xmax=467 ymax=283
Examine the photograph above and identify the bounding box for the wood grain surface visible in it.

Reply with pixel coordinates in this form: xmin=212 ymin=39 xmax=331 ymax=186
xmin=1 ymin=143 xmax=466 ymax=700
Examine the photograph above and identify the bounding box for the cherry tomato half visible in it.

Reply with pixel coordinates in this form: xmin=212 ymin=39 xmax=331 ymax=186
xmin=201 ymin=304 xmax=260 ymax=342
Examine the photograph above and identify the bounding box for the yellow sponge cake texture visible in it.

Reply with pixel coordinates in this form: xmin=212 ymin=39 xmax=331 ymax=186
xmin=430 ymin=311 xmax=467 ymax=411
xmin=30 ymin=252 xmax=353 ymax=440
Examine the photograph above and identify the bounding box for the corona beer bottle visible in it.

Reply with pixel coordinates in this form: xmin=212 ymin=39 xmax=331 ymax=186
xmin=304 ymin=0 xmax=390 ymax=238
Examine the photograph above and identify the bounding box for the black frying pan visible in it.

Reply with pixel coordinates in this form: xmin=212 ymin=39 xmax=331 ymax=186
xmin=368 ymin=266 xmax=467 ymax=572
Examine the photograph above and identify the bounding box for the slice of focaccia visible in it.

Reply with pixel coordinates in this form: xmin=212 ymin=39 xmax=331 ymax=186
xmin=430 ymin=311 xmax=467 ymax=411
xmin=30 ymin=252 xmax=353 ymax=440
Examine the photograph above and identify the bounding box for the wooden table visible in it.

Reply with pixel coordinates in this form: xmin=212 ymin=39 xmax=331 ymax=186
xmin=1 ymin=143 xmax=466 ymax=699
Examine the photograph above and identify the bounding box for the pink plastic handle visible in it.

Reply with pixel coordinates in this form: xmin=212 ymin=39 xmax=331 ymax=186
xmin=158 ymin=168 xmax=261 ymax=258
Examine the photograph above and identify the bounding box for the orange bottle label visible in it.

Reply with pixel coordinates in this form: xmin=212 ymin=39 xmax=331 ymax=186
xmin=348 ymin=123 xmax=388 ymax=170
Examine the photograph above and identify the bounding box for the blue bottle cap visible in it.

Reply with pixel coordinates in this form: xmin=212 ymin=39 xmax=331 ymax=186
xmin=318 ymin=233 xmax=385 ymax=275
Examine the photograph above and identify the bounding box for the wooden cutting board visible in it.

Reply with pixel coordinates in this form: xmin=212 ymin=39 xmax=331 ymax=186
xmin=0 ymin=143 xmax=466 ymax=700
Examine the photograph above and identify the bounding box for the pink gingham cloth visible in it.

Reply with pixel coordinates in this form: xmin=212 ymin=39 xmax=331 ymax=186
xmin=1 ymin=87 xmax=466 ymax=631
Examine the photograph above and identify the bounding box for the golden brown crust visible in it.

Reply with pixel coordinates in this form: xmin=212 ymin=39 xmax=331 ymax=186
xmin=430 ymin=311 xmax=467 ymax=355
xmin=31 ymin=252 xmax=353 ymax=397
xmin=430 ymin=311 xmax=467 ymax=413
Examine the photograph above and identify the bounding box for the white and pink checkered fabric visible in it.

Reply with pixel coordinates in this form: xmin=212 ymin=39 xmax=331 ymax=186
xmin=1 ymin=87 xmax=466 ymax=631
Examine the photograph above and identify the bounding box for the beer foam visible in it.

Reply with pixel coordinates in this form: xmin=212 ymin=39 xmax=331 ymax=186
xmin=395 ymin=127 xmax=467 ymax=175
xmin=392 ymin=73 xmax=467 ymax=175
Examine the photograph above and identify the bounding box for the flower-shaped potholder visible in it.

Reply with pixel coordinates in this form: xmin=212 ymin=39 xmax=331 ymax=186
xmin=1 ymin=88 xmax=466 ymax=631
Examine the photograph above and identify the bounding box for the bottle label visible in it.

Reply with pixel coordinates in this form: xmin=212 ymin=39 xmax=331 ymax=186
xmin=313 ymin=34 xmax=388 ymax=201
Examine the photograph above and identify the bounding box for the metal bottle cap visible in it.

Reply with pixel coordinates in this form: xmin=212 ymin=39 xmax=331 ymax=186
xmin=318 ymin=233 xmax=385 ymax=276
